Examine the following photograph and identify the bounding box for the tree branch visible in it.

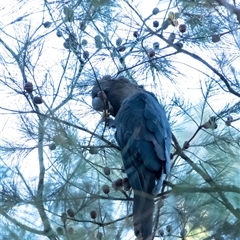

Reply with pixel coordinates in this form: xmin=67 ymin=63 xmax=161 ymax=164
xmin=150 ymin=32 xmax=240 ymax=98
xmin=164 ymin=181 xmax=240 ymax=194
xmin=172 ymin=133 xmax=240 ymax=220
xmin=0 ymin=211 xmax=45 ymax=236
xmin=33 ymin=118 xmax=58 ymax=240
xmin=215 ymin=0 xmax=240 ymax=22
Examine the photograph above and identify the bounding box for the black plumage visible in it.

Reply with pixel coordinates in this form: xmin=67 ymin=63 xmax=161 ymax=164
xmin=92 ymin=76 xmax=171 ymax=240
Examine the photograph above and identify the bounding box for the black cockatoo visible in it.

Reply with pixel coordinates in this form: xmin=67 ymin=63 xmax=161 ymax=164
xmin=92 ymin=76 xmax=171 ymax=240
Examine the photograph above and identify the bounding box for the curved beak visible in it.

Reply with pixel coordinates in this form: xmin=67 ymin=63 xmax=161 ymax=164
xmin=92 ymin=97 xmax=104 ymax=111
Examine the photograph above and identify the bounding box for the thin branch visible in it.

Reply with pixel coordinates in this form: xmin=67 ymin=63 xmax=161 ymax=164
xmin=164 ymin=181 xmax=240 ymax=194
xmin=215 ymin=0 xmax=240 ymax=22
xmin=16 ymin=168 xmax=34 ymax=197
xmin=33 ymin=117 xmax=58 ymax=240
xmin=172 ymin=133 xmax=240 ymax=220
xmin=33 ymin=111 xmax=120 ymax=150
xmin=147 ymin=31 xmax=240 ymax=98
xmin=0 ymin=211 xmax=45 ymax=236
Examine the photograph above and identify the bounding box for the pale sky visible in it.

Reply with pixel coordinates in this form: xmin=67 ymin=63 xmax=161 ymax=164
xmin=0 ymin=0 xmax=239 ymax=239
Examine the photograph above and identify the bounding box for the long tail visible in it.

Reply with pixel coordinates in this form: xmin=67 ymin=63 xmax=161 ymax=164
xmin=133 ymin=190 xmax=154 ymax=240
xmin=125 ymin=164 xmax=156 ymax=240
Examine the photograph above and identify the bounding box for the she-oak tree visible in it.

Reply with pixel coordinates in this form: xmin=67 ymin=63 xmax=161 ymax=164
xmin=0 ymin=0 xmax=239 ymax=239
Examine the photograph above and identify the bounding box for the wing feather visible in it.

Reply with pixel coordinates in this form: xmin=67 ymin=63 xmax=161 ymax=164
xmin=115 ymin=91 xmax=171 ymax=178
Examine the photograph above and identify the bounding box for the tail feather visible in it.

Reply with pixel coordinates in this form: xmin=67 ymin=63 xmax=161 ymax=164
xmin=133 ymin=190 xmax=154 ymax=240
xmin=125 ymin=164 xmax=156 ymax=240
